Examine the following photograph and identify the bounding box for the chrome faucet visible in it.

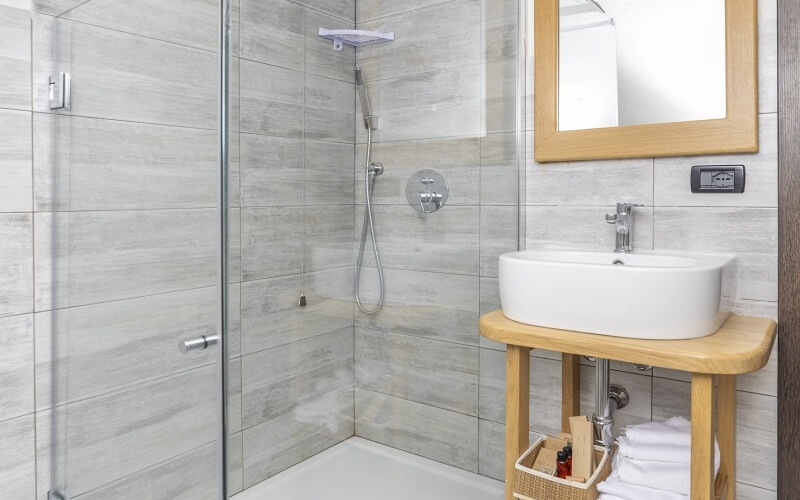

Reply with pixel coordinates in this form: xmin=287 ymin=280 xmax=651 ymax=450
xmin=605 ymin=202 xmax=643 ymax=253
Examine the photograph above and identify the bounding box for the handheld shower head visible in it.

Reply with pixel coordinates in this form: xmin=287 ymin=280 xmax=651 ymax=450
xmin=355 ymin=66 xmax=377 ymax=130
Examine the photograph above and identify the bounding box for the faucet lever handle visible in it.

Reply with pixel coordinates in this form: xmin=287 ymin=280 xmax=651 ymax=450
xmin=616 ymin=202 xmax=644 ymax=213
xmin=605 ymin=213 xmax=618 ymax=224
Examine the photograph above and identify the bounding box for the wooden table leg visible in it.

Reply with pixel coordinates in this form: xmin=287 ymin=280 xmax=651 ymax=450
xmin=505 ymin=345 xmax=530 ymax=500
xmin=561 ymin=353 xmax=581 ymax=433
xmin=691 ymin=373 xmax=716 ymax=500
xmin=718 ymin=374 xmax=736 ymax=499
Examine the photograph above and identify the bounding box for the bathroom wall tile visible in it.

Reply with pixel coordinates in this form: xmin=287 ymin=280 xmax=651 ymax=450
xmin=304 ymin=73 xmax=355 ymax=143
xmin=240 ymin=268 xmax=353 ymax=355
xmin=354 ymin=268 xmax=479 ymax=346
xmin=0 ymin=414 xmax=36 ymax=500
xmin=64 ymin=366 xmax=217 ymax=496
xmin=230 ymin=431 xmax=244 ymax=495
xmin=242 ymin=328 xmax=353 ymax=429
xmin=31 ymin=13 xmax=54 ymax=114
xmin=32 ymin=112 xmax=57 ymax=212
xmin=355 ymin=327 xmax=479 ymax=415
xmin=304 ymin=205 xmax=355 ymax=271
xmin=482 ymin=0 xmax=517 ymax=63
xmin=62 ymin=0 xmax=232 ymax=54
xmin=33 ymin=0 xmax=83 ymax=15
xmin=653 ymin=207 xmax=777 ymax=302
xmin=73 ymin=443 xmax=218 ymax=500
xmin=0 ymin=314 xmax=34 ymax=421
xmin=33 ymin=311 xmax=60 ymax=411
xmin=304 ymin=7 xmax=355 ymax=82
xmin=304 ymin=140 xmax=355 ymax=205
xmin=0 ymin=109 xmax=33 ymax=212
xmin=356 ymin=137 xmax=480 ymax=206
xmin=357 ymin=0 xmax=480 ymax=81
xmin=240 ymin=133 xmax=304 ymax=207
xmin=355 ymin=388 xmax=478 ymax=472
xmin=525 ymin=205 xmax=654 ymax=252
xmin=758 ymin=0 xmax=777 ymax=114
xmin=480 ymin=132 xmax=518 ymax=206
xmin=654 ymin=113 xmax=777 ymax=208
xmin=0 ymin=6 xmax=31 ymax=111
xmin=243 ymin=387 xmax=353 ymax=487
xmin=240 ymin=0 xmax=303 ymax=71
xmin=63 ymin=21 xmax=217 ymax=129
xmin=526 ymin=158 xmax=653 ymax=207
xmin=45 ymin=209 xmax=216 ymax=308
xmin=34 ymin=408 xmax=59 ymax=500
xmin=651 ymin=378 xmax=777 ymax=491
xmin=240 ymin=59 xmax=304 ymax=138
xmin=485 ymin=58 xmax=516 ymax=134
xmin=307 ymin=0 xmax=355 ymax=23
xmin=479 ymin=277 xmax=507 ymax=351
xmin=372 ymin=65 xmax=483 ymax=143
xmin=356 ymin=0 xmax=448 ymax=23
xmin=66 ymin=117 xmax=218 ymax=210
xmin=0 ymin=213 xmax=33 ymax=318
xmin=240 ymin=206 xmax=303 ymax=281
xmin=480 ymin=206 xmax=518 ymax=278
xmin=737 ymin=483 xmax=777 ymax=500
xmin=478 ymin=419 xmax=541 ymax=481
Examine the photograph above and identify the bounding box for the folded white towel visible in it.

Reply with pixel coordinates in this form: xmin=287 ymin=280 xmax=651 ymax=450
xmin=623 ymin=417 xmax=692 ymax=447
xmin=613 ymin=453 xmax=719 ymax=496
xmin=597 ymin=472 xmax=689 ymax=500
xmin=617 ymin=435 xmax=721 ymax=468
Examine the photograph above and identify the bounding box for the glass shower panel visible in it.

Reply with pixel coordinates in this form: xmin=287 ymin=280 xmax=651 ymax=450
xmin=49 ymin=2 xmax=234 ymax=498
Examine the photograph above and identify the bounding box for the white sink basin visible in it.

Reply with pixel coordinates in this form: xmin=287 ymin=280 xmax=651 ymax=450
xmin=499 ymin=250 xmax=736 ymax=340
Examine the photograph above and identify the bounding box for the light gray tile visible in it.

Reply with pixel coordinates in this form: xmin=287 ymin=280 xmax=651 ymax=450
xmin=307 ymin=0 xmax=355 ymax=22
xmin=485 ymin=58 xmax=516 ymax=134
xmin=229 ymin=432 xmax=244 ymax=495
xmin=64 ymin=366 xmax=217 ymax=496
xmin=240 ymin=59 xmax=304 ymax=138
xmin=0 ymin=109 xmax=32 ymax=212
xmin=479 ymin=419 xmax=541 ymax=481
xmin=240 ymin=133 xmax=304 ymax=207
xmin=737 ymin=483 xmax=777 ymax=500
xmin=356 ymin=328 xmax=479 ymax=415
xmin=242 ymin=328 xmax=353 ymax=428
xmin=371 ymin=65 xmax=483 ymax=142
xmin=62 ymin=0 xmax=229 ymax=53
xmin=304 ymin=7 xmax=355 ymax=82
xmin=479 ymin=277 xmax=506 ymax=351
xmin=0 ymin=314 xmax=34 ymax=421
xmin=0 ymin=6 xmax=31 ymax=111
xmin=354 ymin=268 xmax=479 ymax=345
xmin=480 ymin=132 xmax=518 ymax=206
xmin=66 ymin=117 xmax=217 ymax=210
xmin=0 ymin=213 xmax=33 ymax=318
xmin=758 ymin=0 xmax=777 ymax=114
xmin=304 ymin=73 xmax=355 ymax=143
xmin=482 ymin=0 xmax=517 ymax=63
xmin=243 ymin=387 xmax=353 ymax=487
xmin=32 ymin=112 xmax=53 ymax=212
xmin=241 ymin=206 xmax=303 ymax=281
xmin=525 ymin=205 xmax=654 ymax=252
xmin=240 ymin=0 xmax=303 ymax=70
xmin=356 ymin=0 xmax=449 ymax=22
xmin=63 ymin=20 xmax=217 ymax=129
xmin=49 ymin=209 xmax=216 ymax=308
xmin=527 ymin=157 xmax=653 ymax=206
xmin=33 ymin=0 xmax=84 ymax=15
xmin=356 ymin=205 xmax=480 ymax=275
xmin=355 ymin=388 xmax=478 ymax=472
xmin=304 ymin=140 xmax=355 ymax=205
xmin=73 ymin=444 xmax=217 ymax=500
xmin=0 ymin=414 xmax=36 ymax=500
xmin=32 ymin=13 xmax=54 ymax=114
xmin=653 ymin=207 xmax=777 ymax=302
xmin=229 ymin=357 xmax=243 ymax=435
xmin=356 ymin=137 xmax=480 ymax=205
xmin=480 ymin=206 xmax=517 ymax=277
xmin=357 ymin=0 xmax=480 ymax=81
xmin=240 ymin=267 xmax=354 ymax=355
xmin=304 ymin=205 xmax=355 ymax=271
xmin=654 ymin=113 xmax=777 ymax=207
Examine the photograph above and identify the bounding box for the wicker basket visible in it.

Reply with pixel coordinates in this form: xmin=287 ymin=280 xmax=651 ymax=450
xmin=513 ymin=437 xmax=611 ymax=500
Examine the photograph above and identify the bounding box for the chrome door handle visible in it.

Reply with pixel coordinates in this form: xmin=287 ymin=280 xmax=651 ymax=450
xmin=179 ymin=335 xmax=219 ymax=353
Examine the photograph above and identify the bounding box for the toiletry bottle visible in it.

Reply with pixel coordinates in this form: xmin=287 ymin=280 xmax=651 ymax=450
xmin=556 ymin=451 xmax=569 ymax=479
xmin=563 ymin=445 xmax=572 ymax=475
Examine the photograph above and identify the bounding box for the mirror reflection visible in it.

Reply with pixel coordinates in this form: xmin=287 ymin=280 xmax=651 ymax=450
xmin=559 ymin=0 xmax=726 ymax=131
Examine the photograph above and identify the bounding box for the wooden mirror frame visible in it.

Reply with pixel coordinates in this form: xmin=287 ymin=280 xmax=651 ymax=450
xmin=533 ymin=0 xmax=758 ymax=162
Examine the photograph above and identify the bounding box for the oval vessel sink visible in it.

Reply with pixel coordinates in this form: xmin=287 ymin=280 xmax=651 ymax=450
xmin=499 ymin=250 xmax=736 ymax=340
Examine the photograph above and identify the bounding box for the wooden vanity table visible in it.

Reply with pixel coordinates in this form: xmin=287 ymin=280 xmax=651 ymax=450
xmin=479 ymin=310 xmax=777 ymax=500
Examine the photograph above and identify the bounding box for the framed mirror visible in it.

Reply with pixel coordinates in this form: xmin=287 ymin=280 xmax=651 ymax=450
xmin=533 ymin=0 xmax=758 ymax=162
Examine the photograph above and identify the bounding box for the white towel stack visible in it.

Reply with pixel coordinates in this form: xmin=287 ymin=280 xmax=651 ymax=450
xmin=597 ymin=417 xmax=720 ymax=500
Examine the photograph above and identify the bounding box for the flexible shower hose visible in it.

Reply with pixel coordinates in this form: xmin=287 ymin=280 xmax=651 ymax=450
xmin=355 ymin=127 xmax=385 ymax=314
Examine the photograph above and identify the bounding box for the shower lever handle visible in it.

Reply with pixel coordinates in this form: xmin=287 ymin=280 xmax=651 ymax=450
xmin=179 ymin=335 xmax=219 ymax=353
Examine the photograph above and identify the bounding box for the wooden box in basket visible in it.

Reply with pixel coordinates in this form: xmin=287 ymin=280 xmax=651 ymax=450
xmin=513 ymin=436 xmax=611 ymax=500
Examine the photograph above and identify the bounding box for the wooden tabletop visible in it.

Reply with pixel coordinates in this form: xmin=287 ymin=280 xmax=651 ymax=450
xmin=479 ymin=310 xmax=777 ymax=374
